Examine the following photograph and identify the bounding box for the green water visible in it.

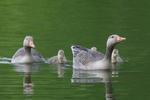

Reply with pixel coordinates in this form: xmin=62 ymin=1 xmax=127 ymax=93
xmin=0 ymin=0 xmax=150 ymax=100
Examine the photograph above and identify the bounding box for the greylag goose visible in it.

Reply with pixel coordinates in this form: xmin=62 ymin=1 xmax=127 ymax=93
xmin=48 ymin=50 xmax=67 ymax=64
xmin=71 ymin=35 xmax=126 ymax=70
xmin=111 ymin=49 xmax=123 ymax=64
xmin=11 ymin=36 xmax=45 ymax=63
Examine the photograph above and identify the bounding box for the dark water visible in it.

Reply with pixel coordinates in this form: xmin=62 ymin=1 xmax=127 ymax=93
xmin=0 ymin=0 xmax=150 ymax=100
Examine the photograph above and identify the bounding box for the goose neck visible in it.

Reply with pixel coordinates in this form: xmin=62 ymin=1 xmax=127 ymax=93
xmin=24 ymin=46 xmax=32 ymax=56
xmin=104 ymin=45 xmax=114 ymax=61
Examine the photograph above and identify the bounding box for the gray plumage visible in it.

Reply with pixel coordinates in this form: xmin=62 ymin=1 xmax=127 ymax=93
xmin=48 ymin=56 xmax=59 ymax=64
xmin=12 ymin=48 xmax=45 ymax=63
xmin=71 ymin=45 xmax=104 ymax=66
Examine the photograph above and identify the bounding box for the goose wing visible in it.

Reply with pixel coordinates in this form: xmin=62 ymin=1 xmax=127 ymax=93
xmin=71 ymin=45 xmax=104 ymax=65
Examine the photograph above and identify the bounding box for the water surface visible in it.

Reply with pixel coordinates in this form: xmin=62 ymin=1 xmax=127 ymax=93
xmin=0 ymin=0 xmax=150 ymax=100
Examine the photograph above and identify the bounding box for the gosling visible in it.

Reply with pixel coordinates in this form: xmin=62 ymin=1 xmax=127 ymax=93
xmin=111 ymin=49 xmax=123 ymax=64
xmin=48 ymin=50 xmax=67 ymax=64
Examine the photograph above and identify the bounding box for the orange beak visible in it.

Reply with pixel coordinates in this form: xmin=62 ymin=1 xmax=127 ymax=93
xmin=117 ymin=36 xmax=126 ymax=42
xmin=29 ymin=41 xmax=35 ymax=48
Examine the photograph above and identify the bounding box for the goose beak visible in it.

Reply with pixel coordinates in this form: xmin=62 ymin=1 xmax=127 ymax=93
xmin=117 ymin=36 xmax=126 ymax=42
xmin=29 ymin=41 xmax=35 ymax=48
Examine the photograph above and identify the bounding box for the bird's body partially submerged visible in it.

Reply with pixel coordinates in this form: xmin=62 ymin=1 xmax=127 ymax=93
xmin=11 ymin=48 xmax=45 ymax=63
xmin=48 ymin=50 xmax=67 ymax=64
xmin=11 ymin=36 xmax=45 ymax=63
xmin=71 ymin=35 xmax=126 ymax=70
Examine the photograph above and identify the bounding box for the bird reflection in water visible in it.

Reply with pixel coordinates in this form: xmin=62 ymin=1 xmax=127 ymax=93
xmin=49 ymin=63 xmax=65 ymax=78
xmin=72 ymin=65 xmax=119 ymax=100
xmin=112 ymin=63 xmax=120 ymax=78
xmin=57 ymin=64 xmax=65 ymax=78
xmin=13 ymin=63 xmax=38 ymax=95
xmin=23 ymin=64 xmax=34 ymax=95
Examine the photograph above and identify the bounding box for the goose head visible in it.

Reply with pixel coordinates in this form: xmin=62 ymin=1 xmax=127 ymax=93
xmin=58 ymin=50 xmax=65 ymax=63
xmin=112 ymin=49 xmax=119 ymax=57
xmin=23 ymin=36 xmax=35 ymax=48
xmin=91 ymin=47 xmax=97 ymax=51
xmin=107 ymin=35 xmax=126 ymax=48
xmin=111 ymin=49 xmax=118 ymax=63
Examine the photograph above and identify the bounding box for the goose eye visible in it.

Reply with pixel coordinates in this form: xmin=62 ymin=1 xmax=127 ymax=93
xmin=111 ymin=36 xmax=114 ymax=38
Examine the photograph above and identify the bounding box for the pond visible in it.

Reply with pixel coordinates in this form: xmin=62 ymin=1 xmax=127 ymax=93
xmin=0 ymin=0 xmax=150 ymax=100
